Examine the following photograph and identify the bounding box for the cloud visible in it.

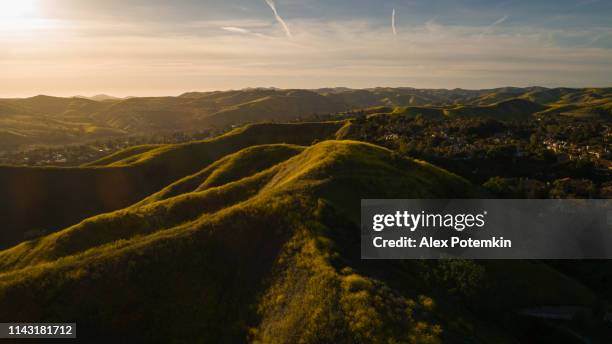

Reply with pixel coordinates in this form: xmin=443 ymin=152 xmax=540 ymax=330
xmin=391 ymin=8 xmax=397 ymax=36
xmin=479 ymin=16 xmax=508 ymax=40
xmin=264 ymin=0 xmax=292 ymax=38
xmin=1 ymin=15 xmax=611 ymax=97
xmin=222 ymin=26 xmax=251 ymax=34
xmin=221 ymin=26 xmax=268 ymax=38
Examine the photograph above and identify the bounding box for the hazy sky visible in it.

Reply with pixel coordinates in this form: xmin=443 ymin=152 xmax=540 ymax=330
xmin=1 ymin=0 xmax=611 ymax=97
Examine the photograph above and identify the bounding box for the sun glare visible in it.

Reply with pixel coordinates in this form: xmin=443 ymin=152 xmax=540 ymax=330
xmin=0 ymin=0 xmax=36 ymax=21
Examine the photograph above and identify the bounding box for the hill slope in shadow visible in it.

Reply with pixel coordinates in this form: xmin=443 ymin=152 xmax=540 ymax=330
xmin=0 ymin=122 xmax=342 ymax=248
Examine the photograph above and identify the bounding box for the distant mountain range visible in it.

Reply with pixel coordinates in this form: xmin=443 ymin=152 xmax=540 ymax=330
xmin=0 ymin=87 xmax=610 ymax=151
xmin=75 ymin=94 xmax=123 ymax=101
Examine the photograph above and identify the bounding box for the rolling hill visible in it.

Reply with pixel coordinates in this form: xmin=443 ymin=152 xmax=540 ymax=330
xmin=0 ymin=95 xmax=125 ymax=148
xmin=1 ymin=87 xmax=610 ymax=153
xmin=87 ymin=89 xmax=347 ymax=132
xmin=2 ymin=95 xmax=108 ymax=119
xmin=446 ymin=99 xmax=547 ymax=120
xmin=0 ymin=136 xmax=601 ymax=342
xmin=0 ymin=121 xmax=343 ymax=249
xmin=391 ymin=106 xmax=447 ymax=119
xmin=368 ymin=99 xmax=546 ymax=121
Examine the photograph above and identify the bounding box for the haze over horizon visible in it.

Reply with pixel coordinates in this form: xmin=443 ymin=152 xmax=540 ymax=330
xmin=5 ymin=84 xmax=611 ymax=100
xmin=1 ymin=0 xmax=611 ymax=97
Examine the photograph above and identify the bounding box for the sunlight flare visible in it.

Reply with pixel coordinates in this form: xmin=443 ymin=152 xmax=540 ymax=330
xmin=0 ymin=0 xmax=36 ymax=20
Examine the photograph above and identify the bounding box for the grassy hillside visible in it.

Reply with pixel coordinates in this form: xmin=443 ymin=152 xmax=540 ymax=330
xmin=346 ymin=98 xmax=548 ymax=122
xmin=0 ymin=121 xmax=343 ymax=248
xmin=0 ymin=140 xmax=599 ymax=342
xmin=93 ymin=89 xmax=347 ymax=133
xmin=391 ymin=106 xmax=447 ymax=119
xmin=132 ymin=143 xmax=304 ymax=206
xmin=0 ymin=130 xmax=29 ymax=150
xmin=0 ymin=95 xmax=126 ymax=149
xmin=536 ymin=101 xmax=612 ymax=119
xmin=446 ymin=99 xmax=546 ymax=120
xmin=521 ymin=88 xmax=612 ymax=105
xmin=3 ymin=95 xmax=108 ymax=119
xmin=201 ymin=90 xmax=346 ymax=127
xmin=84 ymin=144 xmax=164 ymax=167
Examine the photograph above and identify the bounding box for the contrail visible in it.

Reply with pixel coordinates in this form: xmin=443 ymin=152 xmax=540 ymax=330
xmin=264 ymin=0 xmax=292 ymax=37
xmin=479 ymin=15 xmax=508 ymax=40
xmin=490 ymin=15 xmax=508 ymax=28
xmin=392 ymin=8 xmax=397 ymax=36
xmin=222 ymin=27 xmax=251 ymax=34
xmin=221 ymin=26 xmax=267 ymax=38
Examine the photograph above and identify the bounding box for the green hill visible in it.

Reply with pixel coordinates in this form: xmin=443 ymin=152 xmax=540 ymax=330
xmin=94 ymin=89 xmax=347 ymax=133
xmin=83 ymin=144 xmax=164 ymax=167
xmin=447 ymin=99 xmax=546 ymax=120
xmin=536 ymin=100 xmax=612 ymax=119
xmin=0 ymin=95 xmax=125 ymax=149
xmin=0 ymin=121 xmax=343 ymax=248
xmin=346 ymin=98 xmax=547 ymax=122
xmin=521 ymin=87 xmax=612 ymax=105
xmin=0 ymin=139 xmax=598 ymax=342
xmin=201 ymin=90 xmax=346 ymax=128
xmin=391 ymin=106 xmax=447 ymax=119
xmin=131 ymin=143 xmax=305 ymax=206
xmin=4 ymin=95 xmax=108 ymax=119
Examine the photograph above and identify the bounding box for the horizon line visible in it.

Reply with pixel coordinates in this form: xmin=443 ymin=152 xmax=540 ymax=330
xmin=3 ymin=84 xmax=612 ymax=99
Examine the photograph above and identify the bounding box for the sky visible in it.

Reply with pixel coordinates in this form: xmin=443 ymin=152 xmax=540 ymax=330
xmin=0 ymin=0 xmax=611 ymax=97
